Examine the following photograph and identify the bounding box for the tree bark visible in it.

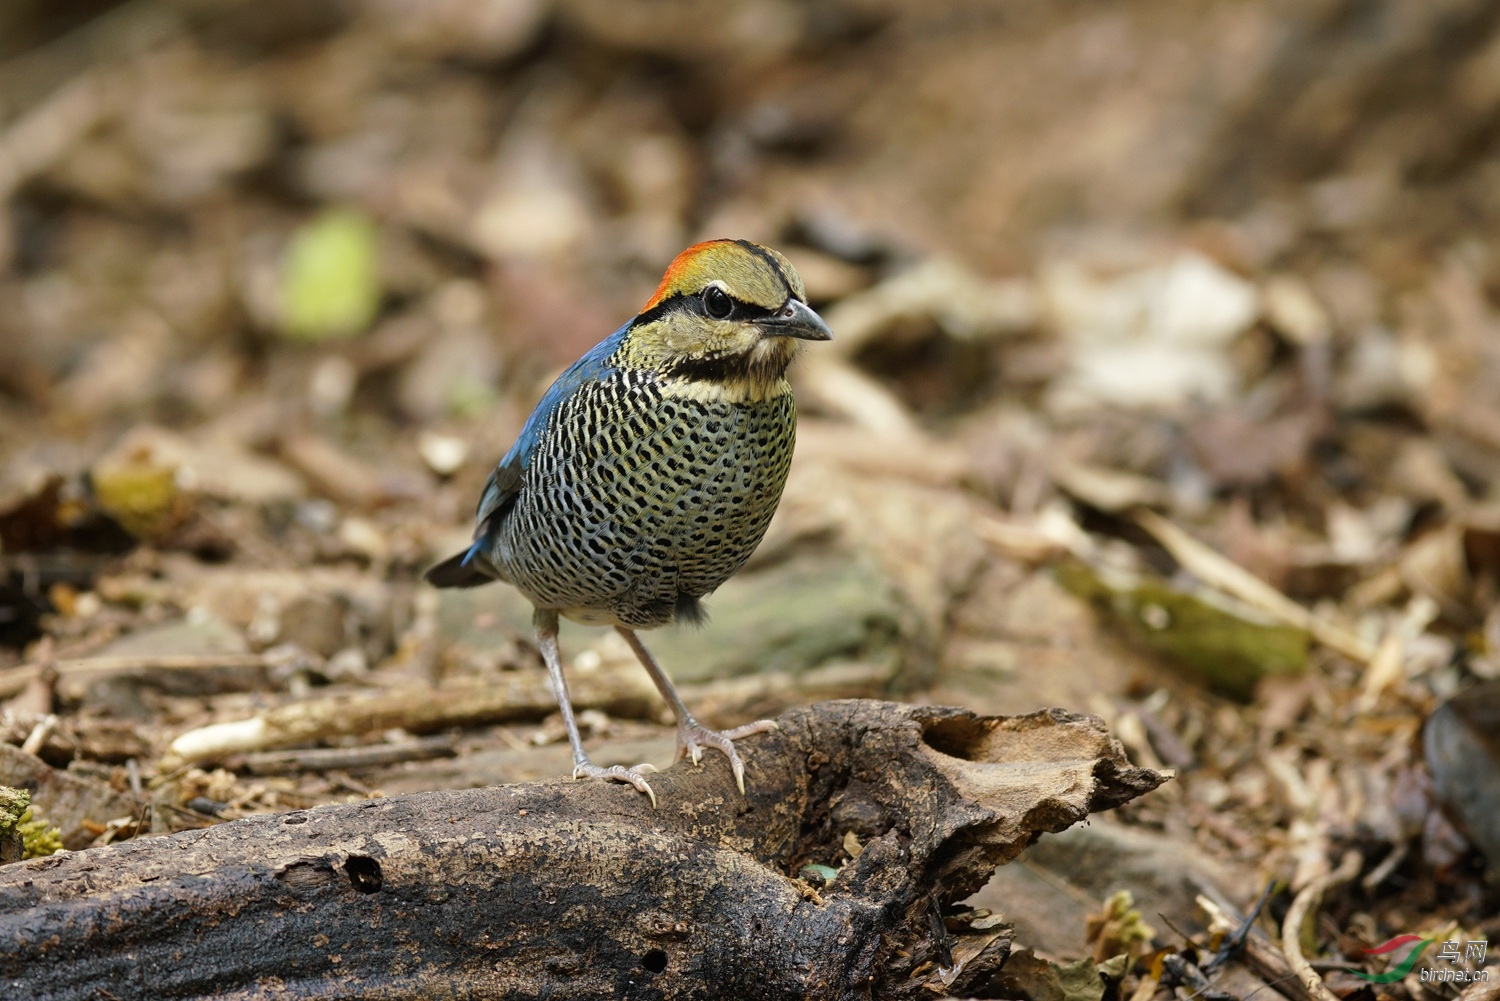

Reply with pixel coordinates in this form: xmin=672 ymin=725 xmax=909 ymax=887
xmin=0 ymin=699 xmax=1163 ymax=1000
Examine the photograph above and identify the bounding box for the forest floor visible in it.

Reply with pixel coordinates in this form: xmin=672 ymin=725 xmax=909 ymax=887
xmin=2 ymin=1 xmax=1499 ymax=999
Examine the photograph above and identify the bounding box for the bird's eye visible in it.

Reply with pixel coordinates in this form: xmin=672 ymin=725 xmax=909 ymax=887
xmin=702 ymin=286 xmax=733 ymax=319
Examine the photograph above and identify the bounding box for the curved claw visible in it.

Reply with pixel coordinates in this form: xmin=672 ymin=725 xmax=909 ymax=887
xmin=572 ymin=760 xmax=658 ymax=808
xmin=674 ymin=718 xmax=778 ymax=795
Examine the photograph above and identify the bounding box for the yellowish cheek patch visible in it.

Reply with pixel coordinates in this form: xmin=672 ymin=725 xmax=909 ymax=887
xmin=662 ymin=321 xmax=755 ymax=358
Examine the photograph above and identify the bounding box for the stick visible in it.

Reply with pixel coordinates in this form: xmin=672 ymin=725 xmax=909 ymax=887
xmin=1281 ymin=851 xmax=1363 ymax=1001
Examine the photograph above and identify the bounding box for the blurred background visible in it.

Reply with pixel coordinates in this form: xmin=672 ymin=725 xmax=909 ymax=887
xmin=2 ymin=0 xmax=1499 ymax=990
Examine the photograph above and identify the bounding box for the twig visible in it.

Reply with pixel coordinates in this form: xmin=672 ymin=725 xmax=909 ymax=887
xmin=1196 ymin=890 xmax=1312 ymax=1001
xmin=1361 ymin=842 xmax=1407 ymax=892
xmin=1202 ymin=882 xmax=1275 ymax=975
xmin=166 ymin=669 xmax=658 ymax=764
xmin=233 ymin=736 xmax=457 ymax=775
xmin=19 ymin=714 xmax=58 ymax=756
xmin=1280 ymin=851 xmax=1362 ymax=1001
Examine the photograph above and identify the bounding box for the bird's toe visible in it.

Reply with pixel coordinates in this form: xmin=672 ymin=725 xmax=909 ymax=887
xmin=674 ymin=718 xmax=776 ymax=794
xmin=572 ymin=760 xmax=658 ymax=808
xmin=719 ymin=719 xmax=778 ymax=741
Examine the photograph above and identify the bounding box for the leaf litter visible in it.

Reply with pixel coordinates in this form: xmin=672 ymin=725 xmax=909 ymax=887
xmin=1 ymin=1 xmax=1499 ymax=998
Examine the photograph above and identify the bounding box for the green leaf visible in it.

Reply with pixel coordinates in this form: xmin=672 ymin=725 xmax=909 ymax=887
xmin=1055 ymin=559 xmax=1309 ymax=700
xmin=280 ymin=208 xmax=381 ymax=341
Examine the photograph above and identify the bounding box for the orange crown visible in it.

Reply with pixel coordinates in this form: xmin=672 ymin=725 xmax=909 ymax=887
xmin=640 ymin=240 xmax=736 ymax=311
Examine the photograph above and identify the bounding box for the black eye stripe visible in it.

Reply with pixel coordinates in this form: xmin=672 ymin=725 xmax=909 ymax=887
xmin=633 ymin=291 xmax=777 ymax=327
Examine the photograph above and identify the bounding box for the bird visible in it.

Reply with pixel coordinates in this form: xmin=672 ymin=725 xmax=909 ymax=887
xmin=425 ymin=239 xmax=832 ymax=804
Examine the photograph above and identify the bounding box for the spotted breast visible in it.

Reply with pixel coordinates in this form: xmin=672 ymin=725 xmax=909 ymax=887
xmin=496 ymin=365 xmax=796 ymax=628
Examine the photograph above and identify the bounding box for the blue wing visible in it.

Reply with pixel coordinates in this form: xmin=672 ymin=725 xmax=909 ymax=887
xmin=425 ymin=321 xmax=630 ymax=589
xmin=475 ymin=320 xmax=629 ymax=525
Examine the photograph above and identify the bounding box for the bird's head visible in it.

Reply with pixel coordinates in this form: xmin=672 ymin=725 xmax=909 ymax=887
xmin=619 ymin=240 xmax=832 ymax=398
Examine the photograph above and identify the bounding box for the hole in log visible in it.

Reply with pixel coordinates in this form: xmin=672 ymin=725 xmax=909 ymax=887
xmin=344 ymin=855 xmax=383 ymax=893
xmin=283 ymin=813 xmax=308 ymax=825
xmin=641 ymin=949 xmax=668 ymax=974
xmin=920 ymin=716 xmax=991 ymax=760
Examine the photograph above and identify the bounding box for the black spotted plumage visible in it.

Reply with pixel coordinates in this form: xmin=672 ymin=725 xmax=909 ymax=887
xmin=494 ymin=368 xmax=796 ymax=628
xmin=424 ymin=238 xmax=831 ymax=803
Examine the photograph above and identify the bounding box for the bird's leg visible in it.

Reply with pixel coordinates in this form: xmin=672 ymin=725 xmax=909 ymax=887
xmin=534 ymin=608 xmax=657 ymax=806
xmin=615 ymin=626 xmax=777 ymax=794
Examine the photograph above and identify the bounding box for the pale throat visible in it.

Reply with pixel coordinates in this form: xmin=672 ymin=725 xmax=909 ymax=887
xmin=660 ymin=373 xmax=792 ymax=404
xmin=613 ymin=318 xmax=797 ymax=401
xmin=660 ymin=338 xmax=797 ymax=404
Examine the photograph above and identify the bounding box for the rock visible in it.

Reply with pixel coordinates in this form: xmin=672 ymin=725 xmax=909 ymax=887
xmin=645 ymin=550 xmax=909 ymax=685
xmin=435 ymin=546 xmax=915 ymax=688
xmin=1425 ymin=682 xmax=1500 ymax=874
xmin=65 ymin=614 xmax=264 ymax=711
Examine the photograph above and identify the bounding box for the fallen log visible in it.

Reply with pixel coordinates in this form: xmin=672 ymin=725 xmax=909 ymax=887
xmin=1 ymin=699 xmax=1163 ymax=1000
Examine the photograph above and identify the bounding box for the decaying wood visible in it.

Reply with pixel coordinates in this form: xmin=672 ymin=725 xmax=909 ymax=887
xmin=1 ymin=700 xmax=1163 ymax=1000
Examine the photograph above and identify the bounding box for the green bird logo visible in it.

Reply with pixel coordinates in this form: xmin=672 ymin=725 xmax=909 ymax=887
xmin=1347 ymin=936 xmax=1434 ymax=984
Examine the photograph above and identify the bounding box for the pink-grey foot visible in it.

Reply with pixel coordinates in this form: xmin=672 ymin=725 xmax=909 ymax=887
xmin=571 ymin=758 xmax=658 ymax=808
xmin=673 ymin=717 xmax=779 ymax=794
xmin=617 ymin=625 xmax=778 ymax=794
xmin=535 ymin=609 xmax=660 ymax=806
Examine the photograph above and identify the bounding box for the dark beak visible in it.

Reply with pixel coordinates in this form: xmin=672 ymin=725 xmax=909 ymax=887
xmin=754 ymin=299 xmax=833 ymax=341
